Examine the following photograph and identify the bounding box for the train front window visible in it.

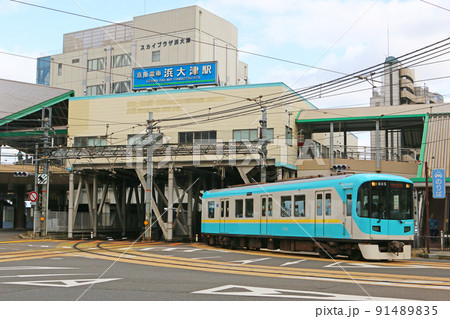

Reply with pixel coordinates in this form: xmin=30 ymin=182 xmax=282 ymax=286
xmin=389 ymin=182 xmax=413 ymax=220
xmin=356 ymin=181 xmax=413 ymax=220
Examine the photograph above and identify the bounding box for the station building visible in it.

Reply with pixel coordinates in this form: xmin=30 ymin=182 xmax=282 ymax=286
xmin=37 ymin=5 xmax=248 ymax=96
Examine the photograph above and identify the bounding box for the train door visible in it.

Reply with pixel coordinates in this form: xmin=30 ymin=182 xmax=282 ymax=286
xmin=219 ymin=199 xmax=229 ymax=233
xmin=315 ymin=192 xmax=325 ymax=237
xmin=260 ymin=196 xmax=272 ymax=235
xmin=343 ymin=192 xmax=353 ymax=237
xmin=315 ymin=191 xmax=332 ymax=237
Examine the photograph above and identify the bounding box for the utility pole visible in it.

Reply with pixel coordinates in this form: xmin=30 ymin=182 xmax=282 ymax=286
xmin=144 ymin=112 xmax=154 ymax=240
xmin=33 ymin=143 xmax=39 ymax=238
xmin=41 ymin=116 xmax=51 ymax=237
xmin=248 ymin=96 xmax=266 ymax=183
xmin=425 ymin=161 xmax=430 ymax=253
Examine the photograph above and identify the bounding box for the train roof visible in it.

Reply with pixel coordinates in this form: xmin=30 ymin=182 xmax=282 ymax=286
xmin=203 ymin=173 xmax=412 ymax=199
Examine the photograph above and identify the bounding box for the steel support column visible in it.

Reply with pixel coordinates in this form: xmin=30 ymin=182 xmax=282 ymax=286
xmin=167 ymin=165 xmax=174 ymax=241
xmin=68 ymin=172 xmax=74 ymax=238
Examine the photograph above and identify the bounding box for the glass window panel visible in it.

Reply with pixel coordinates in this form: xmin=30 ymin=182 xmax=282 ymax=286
xmin=281 ymin=196 xmax=291 ymax=217
xmin=294 ymin=195 xmax=305 ymax=217
xmin=235 ymin=199 xmax=243 ymax=218
xmin=325 ymin=193 xmax=332 ymax=216
xmin=268 ymin=198 xmax=273 ymax=216
xmin=346 ymin=194 xmax=352 ymax=216
xmin=316 ymin=194 xmax=323 ymax=216
xmin=261 ymin=198 xmax=266 ymax=217
xmin=245 ymin=198 xmax=253 ymax=218
xmin=208 ymin=201 xmax=215 ymax=218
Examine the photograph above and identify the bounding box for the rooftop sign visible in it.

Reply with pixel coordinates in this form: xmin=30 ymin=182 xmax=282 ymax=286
xmin=132 ymin=61 xmax=217 ymax=90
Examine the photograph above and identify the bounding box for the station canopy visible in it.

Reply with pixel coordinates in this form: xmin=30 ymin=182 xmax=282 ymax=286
xmin=0 ymin=79 xmax=74 ymax=153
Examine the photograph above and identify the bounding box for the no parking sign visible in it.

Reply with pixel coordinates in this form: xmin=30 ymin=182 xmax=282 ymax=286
xmin=28 ymin=191 xmax=38 ymax=202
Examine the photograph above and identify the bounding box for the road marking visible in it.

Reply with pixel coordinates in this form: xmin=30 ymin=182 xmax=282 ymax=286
xmin=325 ymin=262 xmax=428 ymax=269
xmin=0 ymin=266 xmax=77 ymax=271
xmin=139 ymin=247 xmax=155 ymax=251
xmin=230 ymin=258 xmax=270 ymax=265
xmin=190 ymin=256 xmax=221 ymax=260
xmin=192 ymin=285 xmax=408 ymax=301
xmin=181 ymin=248 xmax=203 ymax=253
xmin=0 ymin=273 xmax=96 ymax=279
xmin=282 ymin=275 xmax=450 ymax=291
xmin=3 ymin=278 xmax=121 ymax=288
xmin=161 ymin=247 xmax=181 ymax=251
xmin=280 ymin=260 xmax=306 ymax=267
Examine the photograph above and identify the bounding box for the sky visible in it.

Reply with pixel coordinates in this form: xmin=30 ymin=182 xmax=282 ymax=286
xmin=1 ymin=0 xmax=450 ymax=159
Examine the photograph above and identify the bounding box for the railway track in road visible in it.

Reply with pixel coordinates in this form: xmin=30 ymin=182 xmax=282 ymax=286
xmin=67 ymin=241 xmax=450 ymax=292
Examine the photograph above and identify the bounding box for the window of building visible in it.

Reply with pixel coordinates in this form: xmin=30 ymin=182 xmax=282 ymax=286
xmin=74 ymin=136 xmax=107 ymax=147
xmin=208 ymin=201 xmax=215 ymax=218
xmin=235 ymin=199 xmax=243 ymax=218
xmin=245 ymin=198 xmax=254 ymax=218
xmin=233 ymin=128 xmax=274 ymax=142
xmin=112 ymin=53 xmax=131 ymax=68
xmin=36 ymin=56 xmax=50 ymax=85
xmin=294 ymin=195 xmax=305 ymax=217
xmin=111 ymin=81 xmax=130 ymax=94
xmin=152 ymin=50 xmax=160 ymax=62
xmin=281 ymin=196 xmax=292 ymax=217
xmin=285 ymin=126 xmax=293 ymax=146
xmin=72 ymin=58 xmax=80 ymax=64
xmin=57 ymin=63 xmax=62 ymax=76
xmin=87 ymin=57 xmax=105 ymax=71
xmin=86 ymin=84 xmax=105 ymax=96
xmin=178 ymin=131 xmax=216 ymax=144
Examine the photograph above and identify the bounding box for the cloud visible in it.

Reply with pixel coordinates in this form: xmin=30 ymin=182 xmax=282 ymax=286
xmin=0 ymin=49 xmax=37 ymax=83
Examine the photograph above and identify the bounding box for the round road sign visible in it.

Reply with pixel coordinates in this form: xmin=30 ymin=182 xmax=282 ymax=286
xmin=29 ymin=191 xmax=38 ymax=202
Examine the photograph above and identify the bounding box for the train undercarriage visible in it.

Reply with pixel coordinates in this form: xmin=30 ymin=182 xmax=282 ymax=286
xmin=204 ymin=234 xmax=412 ymax=261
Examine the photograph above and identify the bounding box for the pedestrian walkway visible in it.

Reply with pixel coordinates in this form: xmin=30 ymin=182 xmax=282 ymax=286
xmin=0 ymin=229 xmax=26 ymax=241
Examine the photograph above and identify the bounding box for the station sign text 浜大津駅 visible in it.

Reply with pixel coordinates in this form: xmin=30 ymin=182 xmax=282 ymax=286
xmin=132 ymin=62 xmax=217 ymax=90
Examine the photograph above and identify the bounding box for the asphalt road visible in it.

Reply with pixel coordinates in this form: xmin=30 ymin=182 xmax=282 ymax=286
xmin=0 ymin=233 xmax=449 ymax=317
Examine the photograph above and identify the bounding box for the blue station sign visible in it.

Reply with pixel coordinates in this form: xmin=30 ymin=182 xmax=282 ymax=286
xmin=133 ymin=61 xmax=217 ymax=90
xmin=432 ymin=168 xmax=445 ymax=199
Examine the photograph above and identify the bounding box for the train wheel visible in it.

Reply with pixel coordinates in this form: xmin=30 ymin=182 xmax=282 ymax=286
xmin=349 ymin=249 xmax=362 ymax=261
xmin=318 ymin=249 xmax=329 ymax=258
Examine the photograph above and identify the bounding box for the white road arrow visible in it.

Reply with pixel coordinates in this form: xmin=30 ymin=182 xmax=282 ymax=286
xmin=192 ymin=285 xmax=410 ymax=301
xmin=230 ymin=258 xmax=270 ymax=265
xmin=3 ymin=278 xmax=121 ymax=287
xmin=280 ymin=260 xmax=305 ymax=267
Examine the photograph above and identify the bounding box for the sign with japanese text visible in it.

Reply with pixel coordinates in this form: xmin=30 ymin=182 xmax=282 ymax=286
xmin=132 ymin=61 xmax=217 ymax=90
xmin=432 ymin=168 xmax=445 ymax=199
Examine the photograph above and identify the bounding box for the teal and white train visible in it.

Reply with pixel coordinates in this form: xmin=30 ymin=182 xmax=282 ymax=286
xmin=201 ymin=174 xmax=414 ymax=260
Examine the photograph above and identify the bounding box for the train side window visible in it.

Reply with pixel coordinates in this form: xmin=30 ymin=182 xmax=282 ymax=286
xmin=235 ymin=199 xmax=243 ymax=218
xmin=268 ymin=198 xmax=273 ymax=216
xmin=261 ymin=198 xmax=266 ymax=217
xmin=220 ymin=201 xmax=224 ymax=218
xmin=325 ymin=193 xmax=332 ymax=216
xmin=316 ymin=194 xmax=323 ymax=216
xmin=346 ymin=194 xmax=352 ymax=216
xmin=225 ymin=201 xmax=229 ymax=217
xmin=281 ymin=196 xmax=292 ymax=217
xmin=294 ymin=195 xmax=305 ymax=217
xmin=357 ymin=183 xmax=370 ymax=217
xmin=245 ymin=198 xmax=254 ymax=218
xmin=208 ymin=201 xmax=215 ymax=218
